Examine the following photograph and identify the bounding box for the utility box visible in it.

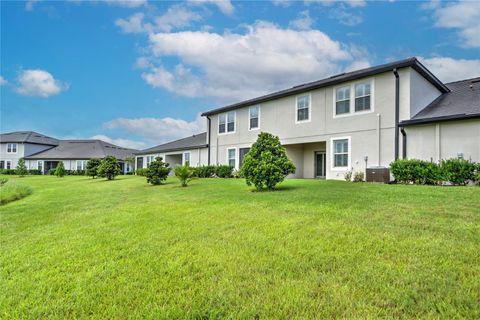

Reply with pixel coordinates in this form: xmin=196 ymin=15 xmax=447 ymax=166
xmin=366 ymin=167 xmax=390 ymax=183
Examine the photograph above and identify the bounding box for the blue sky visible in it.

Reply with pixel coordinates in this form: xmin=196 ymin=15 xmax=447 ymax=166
xmin=1 ymin=0 xmax=479 ymax=149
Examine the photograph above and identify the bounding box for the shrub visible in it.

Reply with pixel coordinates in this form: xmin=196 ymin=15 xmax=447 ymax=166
xmin=475 ymin=163 xmax=480 ymax=185
xmin=0 ymin=169 xmax=16 ymax=175
xmin=0 ymin=177 xmax=8 ymax=186
xmin=136 ymin=168 xmax=147 ymax=176
xmin=86 ymin=159 xmax=101 ymax=178
xmin=16 ymin=158 xmax=28 ymax=177
xmin=98 ymin=156 xmax=121 ymax=180
xmin=0 ymin=182 xmax=32 ymax=205
xmin=145 ymin=157 xmax=171 ymax=185
xmin=241 ymin=132 xmax=295 ymax=191
xmin=353 ymin=171 xmax=364 ymax=182
xmin=215 ymin=165 xmax=234 ymax=178
xmin=55 ymin=162 xmax=66 ymax=178
xmin=193 ymin=165 xmax=216 ymax=178
xmin=440 ymin=159 xmax=475 ymax=185
xmin=175 ymin=165 xmax=195 ymax=187
xmin=344 ymin=171 xmax=352 ymax=182
xmin=28 ymin=169 xmax=42 ymax=175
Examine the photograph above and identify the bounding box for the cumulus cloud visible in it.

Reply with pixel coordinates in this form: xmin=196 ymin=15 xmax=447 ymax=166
xmin=424 ymin=1 xmax=480 ymax=48
xmin=187 ymin=0 xmax=234 ymax=15
xmin=103 ymin=114 xmax=206 ymax=144
xmin=142 ymin=21 xmax=363 ymax=102
xmin=115 ymin=12 xmax=147 ymax=33
xmin=0 ymin=76 xmax=7 ymax=86
xmin=15 ymin=69 xmax=68 ymax=97
xmin=289 ymin=10 xmax=314 ymax=30
xmin=420 ymin=57 xmax=480 ymax=83
xmin=91 ymin=134 xmax=147 ymax=150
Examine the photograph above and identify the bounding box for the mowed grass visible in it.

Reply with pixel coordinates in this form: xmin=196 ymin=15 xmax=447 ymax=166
xmin=0 ymin=176 xmax=479 ymax=319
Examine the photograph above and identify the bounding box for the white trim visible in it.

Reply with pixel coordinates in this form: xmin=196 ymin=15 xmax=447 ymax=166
xmin=6 ymin=143 xmax=18 ymax=154
xmin=183 ymin=152 xmax=191 ymax=166
xmin=226 ymin=147 xmax=237 ymax=170
xmin=333 ymin=78 xmax=375 ymax=118
xmin=295 ymin=93 xmax=312 ymax=124
xmin=330 ymin=136 xmax=351 ymax=171
xmin=218 ymin=111 xmax=236 ymax=135
xmin=37 ymin=160 xmax=43 ymax=173
xmin=248 ymin=105 xmax=260 ymax=131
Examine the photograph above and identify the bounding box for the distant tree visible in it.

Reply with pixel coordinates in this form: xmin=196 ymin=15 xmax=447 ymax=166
xmin=16 ymin=158 xmax=28 ymax=177
xmin=175 ymin=165 xmax=195 ymax=187
xmin=55 ymin=162 xmax=66 ymax=178
xmin=86 ymin=158 xmax=101 ymax=178
xmin=241 ymin=132 xmax=295 ymax=191
xmin=145 ymin=157 xmax=171 ymax=185
xmin=98 ymin=156 xmax=121 ymax=180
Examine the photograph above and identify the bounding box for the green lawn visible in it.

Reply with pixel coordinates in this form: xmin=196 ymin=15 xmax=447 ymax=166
xmin=1 ymin=176 xmax=479 ymax=319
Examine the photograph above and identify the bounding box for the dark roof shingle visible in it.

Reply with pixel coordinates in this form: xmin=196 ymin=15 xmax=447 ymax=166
xmin=137 ymin=132 xmax=207 ymax=155
xmin=0 ymin=131 xmax=59 ymax=145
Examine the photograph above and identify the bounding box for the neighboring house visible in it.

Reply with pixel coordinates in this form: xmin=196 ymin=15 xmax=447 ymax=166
xmin=0 ymin=131 xmax=137 ymax=174
xmin=135 ymin=133 xmax=208 ymax=170
xmin=199 ymin=57 xmax=479 ymax=180
xmin=0 ymin=131 xmax=59 ymax=171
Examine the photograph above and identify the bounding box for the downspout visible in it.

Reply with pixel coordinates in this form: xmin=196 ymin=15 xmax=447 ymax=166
xmin=206 ymin=116 xmax=211 ymax=165
xmin=400 ymin=127 xmax=407 ymax=159
xmin=393 ymin=68 xmax=400 ymax=160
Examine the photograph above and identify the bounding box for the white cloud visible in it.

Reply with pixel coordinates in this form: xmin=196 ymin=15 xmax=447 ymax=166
xmin=104 ymin=0 xmax=147 ymax=8
xmin=115 ymin=12 xmax=147 ymax=33
xmin=424 ymin=1 xmax=480 ymax=48
xmin=0 ymin=76 xmax=7 ymax=86
xmin=330 ymin=4 xmax=363 ymax=26
xmin=91 ymin=134 xmax=147 ymax=150
xmin=306 ymin=0 xmax=366 ymax=8
xmin=103 ymin=114 xmax=206 ymax=144
xmin=15 ymin=69 xmax=68 ymax=97
xmin=289 ymin=10 xmax=314 ymax=30
xmin=143 ymin=21 xmax=362 ymax=102
xmin=187 ymin=0 xmax=234 ymax=15
xmin=420 ymin=57 xmax=480 ymax=83
xmin=25 ymin=0 xmax=39 ymax=11
xmin=272 ymin=0 xmax=291 ymax=7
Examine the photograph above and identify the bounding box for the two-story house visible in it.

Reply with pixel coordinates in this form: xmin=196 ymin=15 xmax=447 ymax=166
xmin=200 ymin=57 xmax=479 ymax=180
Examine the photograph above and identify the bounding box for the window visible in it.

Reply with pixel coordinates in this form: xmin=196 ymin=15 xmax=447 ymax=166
xmin=239 ymin=148 xmax=250 ymax=167
xmin=219 ymin=112 xmax=235 ymax=134
xmin=355 ymin=82 xmax=371 ymax=112
xmin=76 ymin=160 xmax=86 ymax=171
xmin=227 ymin=148 xmax=236 ymax=168
xmin=0 ymin=160 xmax=4 ymax=169
xmin=227 ymin=111 xmax=235 ymax=132
xmin=335 ymin=86 xmax=350 ymax=115
xmin=219 ymin=114 xmax=226 ymax=134
xmin=183 ymin=152 xmax=191 ymax=166
xmin=332 ymin=138 xmax=349 ymax=168
xmin=296 ymin=95 xmax=310 ymax=122
xmin=146 ymin=155 xmax=155 ymax=167
xmin=37 ymin=161 xmax=43 ymax=173
xmin=5 ymin=160 xmax=12 ymax=170
xmin=7 ymin=143 xmax=17 ymax=153
xmin=249 ymin=106 xmax=259 ymax=130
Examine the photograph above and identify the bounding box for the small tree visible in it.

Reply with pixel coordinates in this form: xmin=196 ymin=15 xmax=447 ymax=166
xmin=241 ymin=132 xmax=295 ymax=191
xmin=16 ymin=158 xmax=28 ymax=177
xmin=145 ymin=157 xmax=171 ymax=185
xmin=175 ymin=165 xmax=195 ymax=187
xmin=55 ymin=162 xmax=66 ymax=177
xmin=98 ymin=156 xmax=121 ymax=180
xmin=86 ymin=158 xmax=101 ymax=178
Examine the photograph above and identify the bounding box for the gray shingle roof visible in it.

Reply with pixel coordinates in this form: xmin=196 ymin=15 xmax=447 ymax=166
xmin=25 ymin=140 xmax=138 ymax=160
xmin=401 ymin=77 xmax=480 ymax=125
xmin=0 ymin=131 xmax=59 ymax=145
xmin=201 ymin=57 xmax=449 ymax=116
xmin=137 ymin=132 xmax=207 ymax=155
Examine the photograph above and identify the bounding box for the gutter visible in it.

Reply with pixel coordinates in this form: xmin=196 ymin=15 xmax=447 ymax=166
xmin=400 ymin=127 xmax=407 ymax=159
xmin=393 ymin=68 xmax=400 ymax=161
xmin=207 ymin=116 xmax=211 ymax=165
xmin=399 ymin=113 xmax=480 ymax=126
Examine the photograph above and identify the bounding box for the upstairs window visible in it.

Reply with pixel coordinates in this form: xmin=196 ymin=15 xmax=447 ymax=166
xmin=296 ymin=95 xmax=310 ymax=122
xmin=249 ymin=106 xmax=259 ymax=130
xmin=355 ymin=82 xmax=371 ymax=112
xmin=218 ymin=114 xmax=226 ymax=134
xmin=219 ymin=112 xmax=236 ymax=134
xmin=333 ymin=138 xmax=349 ymax=168
xmin=7 ymin=143 xmax=17 ymax=153
xmin=335 ymin=86 xmax=350 ymax=115
xmin=227 ymin=148 xmax=236 ymax=168
xmin=227 ymin=111 xmax=235 ymax=132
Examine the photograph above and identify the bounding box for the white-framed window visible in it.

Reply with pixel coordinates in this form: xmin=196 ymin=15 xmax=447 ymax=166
xmin=226 ymin=111 xmax=235 ymax=133
xmin=37 ymin=160 xmax=43 ymax=173
xmin=296 ymin=94 xmax=311 ymax=123
xmin=0 ymin=160 xmax=5 ymax=169
xmin=146 ymin=155 xmax=155 ymax=167
xmin=249 ymin=105 xmax=260 ymax=130
xmin=331 ymin=137 xmax=351 ymax=170
xmin=227 ymin=148 xmax=237 ymax=169
xmin=334 ymin=79 xmax=374 ymax=117
xmin=76 ymin=160 xmax=87 ymax=171
xmin=5 ymin=160 xmax=12 ymax=170
xmin=183 ymin=152 xmax=191 ymax=166
xmin=218 ymin=114 xmax=226 ymax=134
xmin=7 ymin=143 xmax=17 ymax=154
xmin=219 ymin=111 xmax=236 ymax=134
xmin=335 ymin=86 xmax=350 ymax=115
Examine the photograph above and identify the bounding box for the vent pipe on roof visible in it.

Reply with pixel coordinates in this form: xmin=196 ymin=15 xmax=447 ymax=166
xmin=393 ymin=68 xmax=400 ymax=161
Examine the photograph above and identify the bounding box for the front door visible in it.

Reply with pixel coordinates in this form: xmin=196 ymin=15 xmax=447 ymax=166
xmin=315 ymin=152 xmax=326 ymax=178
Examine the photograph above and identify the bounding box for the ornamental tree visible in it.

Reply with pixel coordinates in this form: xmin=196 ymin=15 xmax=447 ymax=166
xmin=16 ymin=158 xmax=28 ymax=177
xmin=86 ymin=158 xmax=101 ymax=178
xmin=241 ymin=132 xmax=295 ymax=191
xmin=98 ymin=156 xmax=121 ymax=180
xmin=55 ymin=161 xmax=66 ymax=177
xmin=145 ymin=157 xmax=171 ymax=185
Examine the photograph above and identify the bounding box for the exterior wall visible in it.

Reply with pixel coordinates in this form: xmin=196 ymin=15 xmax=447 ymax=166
xmin=406 ymin=119 xmax=480 ymax=162
xmin=409 ymin=69 xmax=442 ymax=119
xmin=24 ymin=159 xmax=132 ymax=174
xmin=0 ymin=143 xmax=26 ymax=168
xmin=135 ymin=147 xmax=209 ymax=170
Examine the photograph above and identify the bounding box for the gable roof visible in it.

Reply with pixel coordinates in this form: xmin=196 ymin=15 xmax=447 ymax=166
xmin=201 ymin=57 xmax=449 ymax=116
xmin=400 ymin=77 xmax=480 ymax=126
xmin=25 ymin=140 xmax=138 ymax=160
xmin=0 ymin=131 xmax=59 ymax=146
xmin=136 ymin=132 xmax=207 ymax=155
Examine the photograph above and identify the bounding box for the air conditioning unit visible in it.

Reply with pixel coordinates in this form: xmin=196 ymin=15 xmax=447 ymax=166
xmin=366 ymin=167 xmax=390 ymax=183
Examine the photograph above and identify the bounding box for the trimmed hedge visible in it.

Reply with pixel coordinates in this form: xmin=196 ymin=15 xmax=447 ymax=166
xmin=391 ymin=158 xmax=478 ymax=185
xmin=192 ymin=165 xmax=234 ymax=178
xmin=0 ymin=169 xmax=42 ymax=175
xmin=136 ymin=168 xmax=147 ymax=176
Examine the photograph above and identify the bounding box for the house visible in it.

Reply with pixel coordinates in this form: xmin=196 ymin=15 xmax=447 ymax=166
xmin=134 ymin=132 xmax=208 ymax=169
xmin=199 ymin=57 xmax=479 ymax=180
xmin=0 ymin=131 xmax=138 ymax=174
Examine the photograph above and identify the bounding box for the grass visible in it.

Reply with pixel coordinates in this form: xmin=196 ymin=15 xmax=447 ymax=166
xmin=0 ymin=176 xmax=479 ymax=319
xmin=0 ymin=180 xmax=33 ymax=205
